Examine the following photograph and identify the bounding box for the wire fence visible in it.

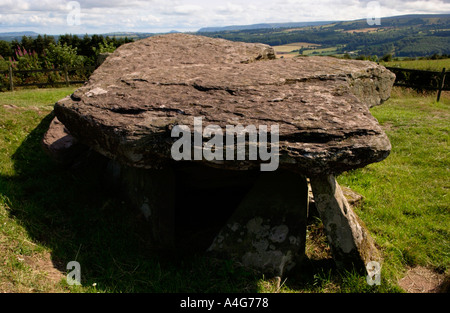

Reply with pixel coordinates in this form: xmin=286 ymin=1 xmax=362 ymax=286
xmin=385 ymin=66 xmax=448 ymax=101
xmin=0 ymin=65 xmax=96 ymax=91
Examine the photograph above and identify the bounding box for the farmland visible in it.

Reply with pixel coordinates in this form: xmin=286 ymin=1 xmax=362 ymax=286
xmin=272 ymin=42 xmax=319 ymax=58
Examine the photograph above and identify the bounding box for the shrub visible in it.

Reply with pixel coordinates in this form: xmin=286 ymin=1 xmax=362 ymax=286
xmin=12 ymin=46 xmax=46 ymax=85
xmin=44 ymin=43 xmax=84 ymax=69
xmin=93 ymin=39 xmax=117 ymax=55
xmin=0 ymin=55 xmax=9 ymax=72
xmin=14 ymin=46 xmax=40 ymax=70
xmin=380 ymin=53 xmax=393 ymax=62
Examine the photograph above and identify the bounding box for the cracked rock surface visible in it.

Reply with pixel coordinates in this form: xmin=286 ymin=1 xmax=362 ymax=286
xmin=54 ymin=33 xmax=394 ymax=175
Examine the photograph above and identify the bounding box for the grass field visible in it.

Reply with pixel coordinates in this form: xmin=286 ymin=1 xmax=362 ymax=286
xmin=272 ymin=43 xmax=341 ymax=58
xmin=273 ymin=42 xmax=319 ymax=52
xmin=382 ymin=59 xmax=450 ymax=72
xmin=301 ymin=47 xmax=340 ymax=56
xmin=344 ymin=28 xmax=379 ymax=33
xmin=273 ymin=42 xmax=319 ymax=58
xmin=339 ymin=88 xmax=449 ymax=281
xmin=0 ymin=86 xmax=448 ymax=293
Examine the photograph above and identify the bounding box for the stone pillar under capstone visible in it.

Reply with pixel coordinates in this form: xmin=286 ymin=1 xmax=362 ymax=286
xmin=208 ymin=170 xmax=308 ymax=277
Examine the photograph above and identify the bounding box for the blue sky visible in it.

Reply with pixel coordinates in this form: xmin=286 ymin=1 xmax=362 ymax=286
xmin=1 ymin=0 xmax=450 ymax=34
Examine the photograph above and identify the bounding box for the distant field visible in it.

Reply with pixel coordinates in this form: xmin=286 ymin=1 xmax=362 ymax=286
xmin=302 ymin=46 xmax=339 ymax=56
xmin=273 ymin=42 xmax=342 ymax=58
xmin=344 ymin=27 xmax=379 ymax=33
xmin=274 ymin=42 xmax=319 ymax=51
xmin=273 ymin=42 xmax=319 ymax=58
xmin=382 ymin=59 xmax=450 ymax=72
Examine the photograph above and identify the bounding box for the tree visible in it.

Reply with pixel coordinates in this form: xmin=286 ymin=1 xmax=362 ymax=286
xmin=0 ymin=40 xmax=11 ymax=58
xmin=43 ymin=35 xmax=56 ymax=50
xmin=380 ymin=53 xmax=392 ymax=62
xmin=79 ymin=34 xmax=93 ymax=57
xmin=43 ymin=42 xmax=84 ymax=69
xmin=0 ymin=55 xmax=9 ymax=71
xmin=20 ymin=36 xmax=34 ymax=52
xmin=93 ymin=39 xmax=117 ymax=55
xmin=59 ymin=34 xmax=81 ymax=50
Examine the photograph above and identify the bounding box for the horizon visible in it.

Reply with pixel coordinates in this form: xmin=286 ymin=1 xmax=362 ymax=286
xmin=1 ymin=1 xmax=450 ymax=35
xmin=1 ymin=12 xmax=450 ymax=37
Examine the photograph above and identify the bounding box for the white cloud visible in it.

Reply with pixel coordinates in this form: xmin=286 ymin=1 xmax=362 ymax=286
xmin=217 ymin=3 xmax=245 ymax=15
xmin=172 ymin=4 xmax=203 ymax=15
xmin=0 ymin=0 xmax=449 ymax=34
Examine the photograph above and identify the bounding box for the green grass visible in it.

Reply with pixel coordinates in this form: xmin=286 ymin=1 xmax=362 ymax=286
xmin=302 ymin=47 xmax=339 ymax=56
xmin=273 ymin=42 xmax=318 ymax=52
xmin=382 ymin=58 xmax=450 ymax=71
xmin=338 ymin=88 xmax=449 ymax=280
xmin=0 ymin=86 xmax=448 ymax=293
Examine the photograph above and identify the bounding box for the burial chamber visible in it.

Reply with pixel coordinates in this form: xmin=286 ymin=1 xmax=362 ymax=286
xmin=44 ymin=33 xmax=395 ymax=277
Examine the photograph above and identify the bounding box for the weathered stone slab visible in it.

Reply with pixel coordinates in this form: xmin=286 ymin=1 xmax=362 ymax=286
xmin=208 ymin=170 xmax=308 ymax=276
xmin=309 ymin=175 xmax=381 ymax=271
xmin=308 ymin=183 xmax=365 ymax=220
xmin=341 ymin=185 xmax=364 ymax=207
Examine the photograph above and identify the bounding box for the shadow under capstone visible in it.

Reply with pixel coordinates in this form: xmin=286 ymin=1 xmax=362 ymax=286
xmin=105 ymin=159 xmax=310 ymax=278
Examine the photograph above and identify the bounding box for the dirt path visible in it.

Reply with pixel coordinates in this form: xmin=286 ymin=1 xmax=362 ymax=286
xmin=398 ymin=266 xmax=448 ymax=293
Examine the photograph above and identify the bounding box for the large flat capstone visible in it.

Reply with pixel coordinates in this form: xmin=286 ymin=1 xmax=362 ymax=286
xmin=49 ymin=33 xmax=395 ymax=276
xmin=54 ymin=33 xmax=394 ymax=176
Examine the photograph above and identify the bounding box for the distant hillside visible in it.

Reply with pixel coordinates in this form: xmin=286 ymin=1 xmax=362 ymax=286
xmin=0 ymin=31 xmax=40 ymax=41
xmin=198 ymin=21 xmax=333 ymax=32
xmin=198 ymin=14 xmax=450 ymax=58
xmin=198 ymin=14 xmax=450 ymax=33
xmin=101 ymin=32 xmax=157 ymax=40
xmin=337 ymin=13 xmax=450 ymax=29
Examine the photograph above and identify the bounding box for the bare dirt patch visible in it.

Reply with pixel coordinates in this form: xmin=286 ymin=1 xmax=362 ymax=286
xmin=2 ymin=104 xmax=19 ymax=110
xmin=398 ymin=266 xmax=449 ymax=293
xmin=380 ymin=122 xmax=396 ymax=132
xmin=25 ymin=252 xmax=65 ymax=284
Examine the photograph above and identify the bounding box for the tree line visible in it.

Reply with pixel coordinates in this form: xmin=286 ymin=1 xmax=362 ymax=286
xmin=0 ymin=34 xmax=134 ymax=72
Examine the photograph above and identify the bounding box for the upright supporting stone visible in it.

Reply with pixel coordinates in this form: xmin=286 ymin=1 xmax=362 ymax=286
xmin=42 ymin=117 xmax=88 ymax=165
xmin=107 ymin=161 xmax=176 ymax=247
xmin=309 ymin=174 xmax=381 ymax=272
xmin=208 ymin=170 xmax=308 ymax=277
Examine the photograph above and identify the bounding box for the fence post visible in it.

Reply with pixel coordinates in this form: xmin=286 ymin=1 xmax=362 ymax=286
xmin=8 ymin=65 xmax=14 ymax=91
xmin=64 ymin=65 xmax=70 ymax=87
xmin=437 ymin=68 xmax=446 ymax=102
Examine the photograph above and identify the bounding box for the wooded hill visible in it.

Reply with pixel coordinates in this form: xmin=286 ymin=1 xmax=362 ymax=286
xmin=197 ymin=14 xmax=450 ymax=58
